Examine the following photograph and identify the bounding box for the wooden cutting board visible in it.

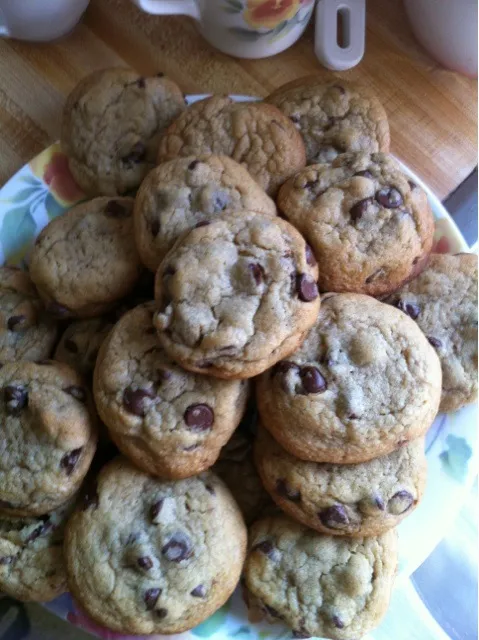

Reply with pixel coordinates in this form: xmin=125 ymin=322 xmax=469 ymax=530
xmin=0 ymin=0 xmax=476 ymax=200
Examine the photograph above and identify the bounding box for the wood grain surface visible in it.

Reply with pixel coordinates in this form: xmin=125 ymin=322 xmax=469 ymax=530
xmin=0 ymin=0 xmax=477 ymax=199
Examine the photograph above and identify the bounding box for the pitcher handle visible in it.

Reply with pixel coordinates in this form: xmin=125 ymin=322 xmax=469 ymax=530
xmin=131 ymin=0 xmax=201 ymax=20
xmin=315 ymin=0 xmax=366 ymax=71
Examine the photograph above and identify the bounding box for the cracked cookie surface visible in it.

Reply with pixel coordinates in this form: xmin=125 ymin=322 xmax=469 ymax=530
xmin=62 ymin=67 xmax=185 ymax=196
xmin=0 ymin=497 xmax=76 ymax=601
xmin=266 ymin=77 xmax=390 ymax=164
xmin=157 ymin=96 xmax=306 ymax=196
xmin=154 ymin=211 xmax=320 ymax=379
xmin=94 ymin=303 xmax=248 ymax=478
xmin=30 ymin=197 xmax=143 ymax=319
xmin=65 ymin=457 xmax=247 ymax=635
xmin=134 ymin=154 xmax=277 ymax=272
xmin=257 ymin=293 xmax=441 ymax=463
xmin=255 ymin=428 xmax=426 ymax=537
xmin=0 ymin=361 xmax=97 ymax=516
xmin=243 ymin=514 xmax=397 ymax=640
xmin=386 ymin=253 xmax=478 ymax=412
xmin=278 ymin=152 xmax=434 ymax=297
xmin=0 ymin=267 xmax=58 ymax=364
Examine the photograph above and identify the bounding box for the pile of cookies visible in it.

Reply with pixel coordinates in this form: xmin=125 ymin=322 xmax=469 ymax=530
xmin=0 ymin=67 xmax=477 ymax=640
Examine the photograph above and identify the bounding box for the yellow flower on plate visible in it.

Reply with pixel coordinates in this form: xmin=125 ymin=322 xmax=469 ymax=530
xmin=244 ymin=0 xmax=300 ymax=29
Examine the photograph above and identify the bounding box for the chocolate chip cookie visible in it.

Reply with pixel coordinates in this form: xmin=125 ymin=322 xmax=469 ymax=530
xmin=243 ymin=513 xmax=397 ymax=640
xmin=386 ymin=253 xmax=478 ymax=412
xmin=257 ymin=293 xmax=442 ymax=463
xmin=30 ymin=197 xmax=143 ymax=319
xmin=0 ymin=497 xmax=76 ymax=602
xmin=65 ymin=457 xmax=247 ymax=635
xmin=134 ymin=154 xmax=277 ymax=272
xmin=0 ymin=361 xmax=97 ymax=517
xmin=94 ymin=303 xmax=248 ymax=478
xmin=62 ymin=67 xmax=185 ymax=196
xmin=54 ymin=316 xmax=115 ymax=378
xmin=0 ymin=266 xmax=58 ymax=364
xmin=277 ymin=152 xmax=434 ymax=297
xmin=255 ymin=428 xmax=426 ymax=537
xmin=214 ymin=428 xmax=273 ymax=525
xmin=266 ymin=76 xmax=390 ymax=164
xmin=157 ymin=96 xmax=306 ymax=196
xmin=154 ymin=211 xmax=320 ymax=379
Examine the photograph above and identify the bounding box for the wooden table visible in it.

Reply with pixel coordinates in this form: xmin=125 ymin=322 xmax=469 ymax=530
xmin=0 ymin=0 xmax=477 ymax=200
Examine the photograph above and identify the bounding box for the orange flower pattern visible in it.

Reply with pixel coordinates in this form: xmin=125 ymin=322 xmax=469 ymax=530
xmin=244 ymin=0 xmax=299 ymax=29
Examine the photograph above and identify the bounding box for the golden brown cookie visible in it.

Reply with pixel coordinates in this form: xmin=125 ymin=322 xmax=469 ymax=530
xmin=62 ymin=67 xmax=185 ymax=195
xmin=157 ymin=96 xmax=306 ymax=196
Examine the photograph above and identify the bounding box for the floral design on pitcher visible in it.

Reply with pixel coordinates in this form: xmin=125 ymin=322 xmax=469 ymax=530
xmin=222 ymin=0 xmax=314 ymax=42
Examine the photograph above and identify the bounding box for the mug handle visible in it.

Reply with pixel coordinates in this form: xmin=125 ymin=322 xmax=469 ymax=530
xmin=131 ymin=0 xmax=201 ymax=20
xmin=315 ymin=0 xmax=365 ymax=71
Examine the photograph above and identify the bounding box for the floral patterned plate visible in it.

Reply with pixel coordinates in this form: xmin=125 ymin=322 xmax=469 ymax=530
xmin=0 ymin=95 xmax=476 ymax=640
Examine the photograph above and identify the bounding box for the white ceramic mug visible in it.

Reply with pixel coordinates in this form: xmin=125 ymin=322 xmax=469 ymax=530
xmin=404 ymin=0 xmax=478 ymax=78
xmin=131 ymin=0 xmax=317 ymax=59
xmin=0 ymin=0 xmax=90 ymax=42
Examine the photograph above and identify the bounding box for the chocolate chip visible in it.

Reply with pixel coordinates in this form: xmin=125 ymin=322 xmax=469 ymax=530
xmin=355 ymin=170 xmax=373 ymax=179
xmin=304 ymin=180 xmax=319 ymax=190
xmin=144 ymin=587 xmax=161 ymax=610
xmin=332 ymin=84 xmax=346 ymax=95
xmin=195 ymin=220 xmax=210 ymax=228
xmin=252 ymin=540 xmax=275 ymax=557
xmin=150 ymin=219 xmax=161 ymax=237
xmin=0 ymin=556 xmax=14 ymax=565
xmin=188 ymin=160 xmax=200 ymax=170
xmin=184 ymin=404 xmax=214 ymax=431
xmin=408 ymin=180 xmax=418 ymax=190
xmin=60 ymin=448 xmax=82 ymax=475
xmin=196 ymin=360 xmax=213 ymax=369
xmin=150 ymin=499 xmax=164 ymax=521
xmin=292 ymin=630 xmax=310 ymax=639
xmin=191 ymin=584 xmax=207 ymax=598
xmin=156 ymin=608 xmax=168 ymax=619
xmin=289 ymin=114 xmax=300 ymax=123
xmin=412 ymin=256 xmax=421 ymax=265
xmin=205 ymin=484 xmax=215 ymax=495
xmin=64 ymin=338 xmax=78 ymax=353
xmin=4 ymin=385 xmax=28 ymax=415
xmin=63 ymin=386 xmax=86 ymax=402
xmin=249 ymin=263 xmax=265 ymax=285
xmin=123 ymin=386 xmax=155 ymax=417
xmin=276 ymin=478 xmax=301 ymax=503
xmin=138 ymin=556 xmax=153 ymax=570
xmin=137 ymin=77 xmax=146 ymax=88
xmin=273 ymin=361 xmax=299 ymax=377
xmin=319 ymin=505 xmax=350 ymax=530
xmin=300 ymin=366 xmax=327 ymax=394
xmin=183 ymin=443 xmax=201 ymax=451
xmin=350 ymin=198 xmax=371 ymax=222
xmin=374 ymin=495 xmax=386 ymax=510
xmin=332 ymin=615 xmax=344 ymax=629
xmin=105 ymin=200 xmax=129 ymax=218
xmin=376 ymin=187 xmax=403 ymax=208
xmin=162 ymin=532 xmax=193 ymax=562
xmin=82 ymin=486 xmax=99 ymax=511
xmin=296 ymin=274 xmax=318 ymax=302
xmin=47 ymin=302 xmax=70 ymax=318
xmin=122 ymin=141 xmax=146 ymax=165
xmin=305 ymin=244 xmax=317 ymax=266
xmin=394 ymin=299 xmax=420 ymax=320
xmin=163 ymin=265 xmax=176 ymax=277
xmin=7 ymin=315 xmax=27 ymax=331
xmin=388 ymin=490 xmax=414 ymax=515
xmin=427 ymin=336 xmax=442 ymax=348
